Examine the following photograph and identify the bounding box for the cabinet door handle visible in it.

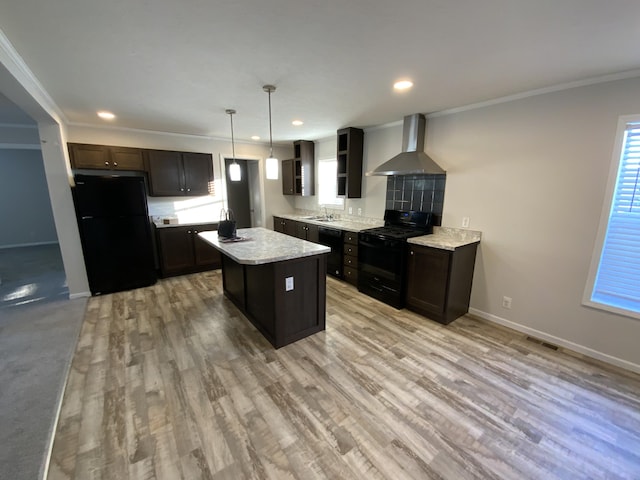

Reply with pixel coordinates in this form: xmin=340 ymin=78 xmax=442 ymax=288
xmin=187 ymin=188 xmax=191 ymax=192
xmin=180 ymin=188 xmax=184 ymax=192
xmin=410 ymin=251 xmax=414 ymax=255
xmin=113 ymin=162 xmax=118 ymax=166
xmin=194 ymin=230 xmax=198 ymax=233
xmin=104 ymin=161 xmax=109 ymax=166
xmin=187 ymin=230 xmax=192 ymax=234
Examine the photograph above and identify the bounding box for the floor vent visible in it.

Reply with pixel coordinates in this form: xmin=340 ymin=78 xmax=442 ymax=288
xmin=526 ymin=336 xmax=559 ymax=350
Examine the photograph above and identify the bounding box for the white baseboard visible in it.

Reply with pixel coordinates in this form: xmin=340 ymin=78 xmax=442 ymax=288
xmin=68 ymin=291 xmax=91 ymax=300
xmin=468 ymin=307 xmax=640 ymax=375
xmin=0 ymin=241 xmax=59 ymax=250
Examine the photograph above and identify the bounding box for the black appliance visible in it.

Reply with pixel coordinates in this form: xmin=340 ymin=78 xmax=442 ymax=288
xmin=358 ymin=209 xmax=432 ymax=308
xmin=72 ymin=174 xmax=157 ymax=295
xmin=318 ymin=226 xmax=343 ymax=278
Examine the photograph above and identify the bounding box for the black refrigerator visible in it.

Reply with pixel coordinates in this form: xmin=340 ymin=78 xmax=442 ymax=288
xmin=72 ymin=174 xmax=157 ymax=295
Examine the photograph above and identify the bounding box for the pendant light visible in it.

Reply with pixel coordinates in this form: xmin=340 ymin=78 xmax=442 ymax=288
xmin=263 ymin=84 xmax=279 ymax=180
xmin=226 ymin=109 xmax=241 ymax=182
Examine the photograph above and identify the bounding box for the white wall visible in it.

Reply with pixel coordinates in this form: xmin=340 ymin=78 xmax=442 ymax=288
xmin=418 ymin=76 xmax=640 ymax=370
xmin=0 ymin=148 xmax=58 ymax=247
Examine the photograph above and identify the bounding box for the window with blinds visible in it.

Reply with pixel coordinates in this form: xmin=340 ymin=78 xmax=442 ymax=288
xmin=590 ymin=121 xmax=640 ymax=315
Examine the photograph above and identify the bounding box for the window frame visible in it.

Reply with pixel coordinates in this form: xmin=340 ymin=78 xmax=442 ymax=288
xmin=583 ymin=114 xmax=640 ymax=320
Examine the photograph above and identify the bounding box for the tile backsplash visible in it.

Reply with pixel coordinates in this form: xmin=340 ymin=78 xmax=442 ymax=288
xmin=385 ymin=174 xmax=446 ymax=226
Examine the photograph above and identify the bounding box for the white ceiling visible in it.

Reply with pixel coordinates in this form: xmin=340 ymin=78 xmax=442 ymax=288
xmin=1 ymin=0 xmax=640 ymax=142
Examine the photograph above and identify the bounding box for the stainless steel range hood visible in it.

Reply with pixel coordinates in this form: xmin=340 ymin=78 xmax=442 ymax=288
xmin=366 ymin=113 xmax=445 ymax=176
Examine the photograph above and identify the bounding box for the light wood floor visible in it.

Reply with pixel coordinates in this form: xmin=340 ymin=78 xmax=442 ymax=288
xmin=47 ymin=271 xmax=640 ymax=479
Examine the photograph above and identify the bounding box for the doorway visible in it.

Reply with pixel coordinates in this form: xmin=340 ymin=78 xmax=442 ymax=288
xmin=224 ymin=157 xmax=261 ymax=228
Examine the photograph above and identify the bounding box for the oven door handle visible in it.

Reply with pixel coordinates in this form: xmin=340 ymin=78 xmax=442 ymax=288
xmin=359 ymin=239 xmax=389 ymax=249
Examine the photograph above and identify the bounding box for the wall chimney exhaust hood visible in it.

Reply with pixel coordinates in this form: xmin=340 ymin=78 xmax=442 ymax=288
xmin=366 ymin=113 xmax=445 ymax=176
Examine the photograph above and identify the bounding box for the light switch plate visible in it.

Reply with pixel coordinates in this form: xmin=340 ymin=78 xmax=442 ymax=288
xmin=285 ymin=276 xmax=294 ymax=291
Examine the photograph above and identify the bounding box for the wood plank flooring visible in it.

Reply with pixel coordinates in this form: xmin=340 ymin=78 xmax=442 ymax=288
xmin=47 ymin=271 xmax=640 ymax=479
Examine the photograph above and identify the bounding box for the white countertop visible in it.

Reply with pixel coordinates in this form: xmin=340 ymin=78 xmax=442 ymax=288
xmin=199 ymin=227 xmax=330 ymax=265
xmin=409 ymin=227 xmax=482 ymax=251
xmin=275 ymin=213 xmax=383 ymax=232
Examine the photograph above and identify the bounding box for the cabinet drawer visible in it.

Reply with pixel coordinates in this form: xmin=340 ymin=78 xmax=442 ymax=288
xmin=344 ymin=231 xmax=358 ymax=245
xmin=343 ymin=254 xmax=358 ymax=268
xmin=344 ymin=244 xmax=358 ymax=257
xmin=343 ymin=265 xmax=358 ymax=285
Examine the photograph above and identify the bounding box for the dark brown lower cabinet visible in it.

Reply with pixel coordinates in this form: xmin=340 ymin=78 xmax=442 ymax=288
xmin=221 ymin=252 xmax=327 ymax=348
xmin=406 ymin=242 xmax=479 ymax=324
xmin=156 ymin=224 xmax=221 ymax=277
xmin=273 ymin=216 xmax=298 ymax=236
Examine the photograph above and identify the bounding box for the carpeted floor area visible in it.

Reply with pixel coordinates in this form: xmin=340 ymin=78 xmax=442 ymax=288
xmin=0 ymin=244 xmax=87 ymax=480
xmin=0 ymin=244 xmax=69 ymax=309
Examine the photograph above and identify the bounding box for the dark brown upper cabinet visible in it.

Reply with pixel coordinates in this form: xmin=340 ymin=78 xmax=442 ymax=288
xmin=68 ymin=143 xmax=145 ymax=171
xmin=146 ymin=150 xmax=213 ymax=196
xmin=336 ymin=127 xmax=364 ymax=198
xmin=283 ymin=140 xmax=315 ymax=196
xmin=282 ymin=159 xmax=295 ymax=195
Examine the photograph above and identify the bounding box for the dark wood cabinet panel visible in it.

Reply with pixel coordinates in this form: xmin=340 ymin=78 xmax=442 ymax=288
xmin=306 ymin=224 xmax=319 ymax=243
xmin=406 ymin=243 xmax=478 ymax=324
xmin=294 ymin=140 xmax=315 ymax=196
xmin=156 ymin=226 xmax=195 ymax=274
xmin=109 ymin=147 xmax=145 ymax=170
xmin=282 ymin=141 xmax=315 ymax=196
xmin=223 ymin=253 xmax=327 ymax=348
xmin=336 ymin=127 xmax=364 ymax=198
xmin=156 ymin=223 xmax=220 ymax=277
xmin=273 ymin=216 xmax=286 ymax=233
xmin=182 ymin=153 xmax=213 ymax=195
xmin=146 ymin=150 xmax=183 ymax=195
xmin=146 ymin=150 xmax=213 ymax=196
xmin=343 ymin=230 xmax=358 ymax=286
xmin=294 ymin=221 xmax=319 ymax=242
xmin=273 ymin=216 xmax=297 ymax=236
xmin=68 ymin=143 xmax=144 ymax=171
xmin=192 ymin=224 xmax=221 ymax=267
xmin=282 ymin=159 xmax=295 ymax=195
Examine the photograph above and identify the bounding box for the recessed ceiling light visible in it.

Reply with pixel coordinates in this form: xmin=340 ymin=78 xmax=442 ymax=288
xmin=292 ymin=120 xmax=304 ymax=126
xmin=393 ymin=80 xmax=413 ymax=91
xmin=251 ymin=135 xmax=261 ymax=141
xmin=97 ymin=111 xmax=115 ymax=120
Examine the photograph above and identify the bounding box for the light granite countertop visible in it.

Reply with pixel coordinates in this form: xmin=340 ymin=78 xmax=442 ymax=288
xmin=408 ymin=227 xmax=482 ymax=251
xmin=275 ymin=213 xmax=383 ymax=232
xmin=199 ymin=227 xmax=330 ymax=265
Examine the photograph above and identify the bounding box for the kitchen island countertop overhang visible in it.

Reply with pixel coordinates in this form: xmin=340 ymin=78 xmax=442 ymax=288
xmin=198 ymin=227 xmax=330 ymax=264
xmin=198 ymin=227 xmax=330 ymax=348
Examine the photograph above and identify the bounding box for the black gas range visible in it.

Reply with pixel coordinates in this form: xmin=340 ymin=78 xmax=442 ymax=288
xmin=358 ymin=210 xmax=433 ymax=309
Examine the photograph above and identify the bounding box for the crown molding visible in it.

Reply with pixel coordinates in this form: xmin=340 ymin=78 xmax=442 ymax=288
xmin=429 ymin=69 xmax=640 ymax=118
xmin=0 ymin=28 xmax=67 ymax=125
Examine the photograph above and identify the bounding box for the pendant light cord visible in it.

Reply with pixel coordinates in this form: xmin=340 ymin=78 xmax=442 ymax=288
xmin=268 ymin=89 xmax=274 ymax=158
xmin=230 ymin=111 xmax=236 ymax=162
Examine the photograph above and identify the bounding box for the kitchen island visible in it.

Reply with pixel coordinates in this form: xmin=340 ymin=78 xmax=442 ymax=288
xmin=199 ymin=227 xmax=330 ymax=348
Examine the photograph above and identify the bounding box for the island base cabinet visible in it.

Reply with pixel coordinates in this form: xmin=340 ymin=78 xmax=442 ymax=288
xmin=221 ymin=253 xmax=327 ymax=348
xmin=406 ymin=243 xmax=478 ymax=325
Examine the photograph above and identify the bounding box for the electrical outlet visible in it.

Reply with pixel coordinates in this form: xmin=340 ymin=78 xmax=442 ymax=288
xmin=285 ymin=276 xmax=294 ymax=291
xmin=462 ymin=216 xmax=470 ymax=228
xmin=502 ymin=296 xmax=512 ymax=309
xmin=358 ymin=208 xmax=362 ymax=216
xmin=348 ymin=207 xmax=353 ymax=214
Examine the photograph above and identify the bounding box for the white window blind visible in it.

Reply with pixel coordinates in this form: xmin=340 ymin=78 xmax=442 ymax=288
xmin=591 ymin=122 xmax=640 ymax=314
